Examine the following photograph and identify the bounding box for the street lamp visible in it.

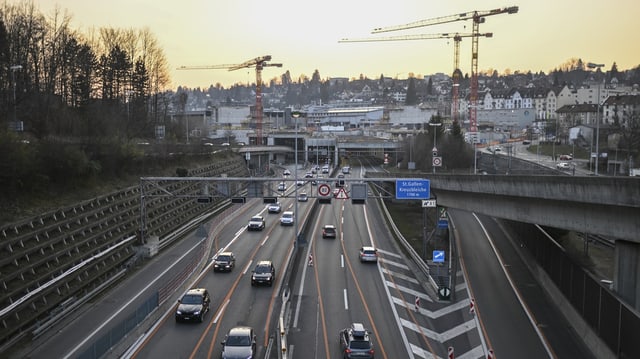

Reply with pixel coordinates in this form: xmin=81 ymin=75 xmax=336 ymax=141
xmin=291 ymin=111 xmax=301 ymax=246
xmin=429 ymin=122 xmax=442 ymax=174
xmin=10 ymin=65 xmax=22 ymax=124
xmin=587 ymin=62 xmax=604 ymax=175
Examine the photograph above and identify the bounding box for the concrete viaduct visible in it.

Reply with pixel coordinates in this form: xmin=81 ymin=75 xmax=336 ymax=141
xmin=425 ymin=174 xmax=640 ymax=309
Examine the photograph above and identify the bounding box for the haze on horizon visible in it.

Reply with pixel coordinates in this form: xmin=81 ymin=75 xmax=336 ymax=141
xmin=29 ymin=0 xmax=640 ymax=90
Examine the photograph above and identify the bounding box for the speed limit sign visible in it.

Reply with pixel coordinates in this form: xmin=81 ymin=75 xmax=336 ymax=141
xmin=318 ymin=184 xmax=331 ymax=196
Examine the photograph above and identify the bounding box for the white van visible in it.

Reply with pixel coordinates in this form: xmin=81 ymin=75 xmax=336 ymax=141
xmin=342 ymin=166 xmax=350 ymax=174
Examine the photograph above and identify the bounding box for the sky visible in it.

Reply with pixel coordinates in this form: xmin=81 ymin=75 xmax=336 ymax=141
xmin=30 ymin=0 xmax=640 ymax=90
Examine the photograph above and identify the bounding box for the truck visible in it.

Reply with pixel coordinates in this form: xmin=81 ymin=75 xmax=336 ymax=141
xmin=630 ymin=168 xmax=640 ymax=177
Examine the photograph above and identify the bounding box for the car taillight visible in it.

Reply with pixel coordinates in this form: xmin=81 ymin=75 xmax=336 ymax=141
xmin=369 ymin=349 xmax=375 ymax=355
xmin=344 ymin=349 xmax=351 ymax=354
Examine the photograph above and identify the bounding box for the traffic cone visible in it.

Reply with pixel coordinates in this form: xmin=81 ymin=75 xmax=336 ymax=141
xmin=308 ymin=254 xmax=313 ymax=267
xmin=469 ymin=298 xmax=475 ymax=315
xmin=448 ymin=346 xmax=454 ymax=359
xmin=487 ymin=348 xmax=494 ymax=359
xmin=414 ymin=296 xmax=420 ymax=311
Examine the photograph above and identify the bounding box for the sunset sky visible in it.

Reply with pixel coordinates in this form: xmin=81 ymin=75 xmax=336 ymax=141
xmin=30 ymin=0 xmax=640 ymax=90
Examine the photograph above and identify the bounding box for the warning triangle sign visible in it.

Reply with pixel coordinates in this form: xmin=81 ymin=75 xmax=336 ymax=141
xmin=336 ymin=187 xmax=349 ymax=199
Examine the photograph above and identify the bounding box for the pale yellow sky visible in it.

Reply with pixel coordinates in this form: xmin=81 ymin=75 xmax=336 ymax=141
xmin=30 ymin=0 xmax=640 ymax=89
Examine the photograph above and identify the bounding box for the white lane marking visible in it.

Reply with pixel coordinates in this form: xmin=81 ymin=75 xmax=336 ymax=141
xmin=376 ymin=248 xmax=402 ymax=258
xmin=63 ymin=236 xmax=207 ymax=359
xmin=344 ymin=289 xmax=349 ymax=310
xmin=472 ymin=213 xmax=555 ymax=358
xmin=401 ymin=317 xmax=477 ymax=342
xmin=384 ymin=281 xmax=433 ymax=303
xmin=341 ymin=254 xmax=345 ymax=268
xmin=391 ymin=296 xmax=470 ymax=318
xmin=381 ymin=267 xmax=419 ymax=284
xmin=379 ymin=258 xmax=410 ymax=271
xmin=364 ymin=206 xmax=415 ymax=359
xmin=213 ymin=299 xmax=230 ymax=323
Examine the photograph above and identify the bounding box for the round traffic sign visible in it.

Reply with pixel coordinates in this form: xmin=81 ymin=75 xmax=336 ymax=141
xmin=318 ymin=183 xmax=331 ymax=196
xmin=432 ymin=157 xmax=442 ymax=166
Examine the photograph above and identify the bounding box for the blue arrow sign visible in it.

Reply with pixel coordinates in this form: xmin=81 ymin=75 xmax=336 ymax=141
xmin=433 ymin=250 xmax=445 ymax=263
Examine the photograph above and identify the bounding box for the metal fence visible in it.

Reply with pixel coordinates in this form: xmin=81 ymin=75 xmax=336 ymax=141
xmin=77 ymin=293 xmax=159 ymax=359
xmin=511 ymin=221 xmax=640 ymax=359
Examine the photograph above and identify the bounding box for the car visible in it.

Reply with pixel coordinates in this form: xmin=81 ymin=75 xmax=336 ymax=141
xmin=283 ymin=169 xmax=291 ymax=176
xmin=221 ymin=142 xmax=230 ymax=146
xmin=267 ymin=202 xmax=282 ymax=213
xmin=277 ymin=182 xmax=286 ymax=191
xmin=298 ymin=192 xmax=308 ymax=202
xmin=247 ymin=215 xmax=265 ymax=231
xmin=296 ymin=180 xmax=306 ymax=186
xmin=557 ymin=162 xmax=570 ymax=169
xmin=342 ymin=166 xmax=351 ymax=174
xmin=322 ymin=165 xmax=330 ymax=174
xmin=304 ymin=172 xmax=314 ymax=178
xmin=560 ymin=154 xmax=573 ymax=160
xmin=213 ymin=252 xmax=236 ymax=272
xmin=322 ymin=224 xmax=336 ymax=239
xmin=175 ymin=288 xmax=210 ymax=323
xmin=359 ymin=246 xmax=378 ymax=263
xmin=251 ymin=260 xmax=275 ymax=286
xmin=522 ymin=140 xmax=531 ymax=145
xmin=339 ymin=323 xmax=375 ymax=359
xmin=220 ymin=326 xmax=256 ymax=359
xmin=280 ymin=211 xmax=294 ymax=226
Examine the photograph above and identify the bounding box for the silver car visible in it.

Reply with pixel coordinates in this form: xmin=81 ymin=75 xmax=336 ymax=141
xmin=359 ymin=246 xmax=378 ymax=263
xmin=221 ymin=326 xmax=256 ymax=359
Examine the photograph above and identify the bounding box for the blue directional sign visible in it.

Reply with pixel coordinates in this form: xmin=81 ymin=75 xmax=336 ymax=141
xmin=433 ymin=250 xmax=445 ymax=263
xmin=395 ymin=179 xmax=430 ymax=199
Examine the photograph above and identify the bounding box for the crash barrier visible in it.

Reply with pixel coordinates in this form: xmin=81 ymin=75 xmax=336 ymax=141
xmin=76 ymin=293 xmax=159 ymax=359
xmin=0 ymin=157 xmax=249 ymax=352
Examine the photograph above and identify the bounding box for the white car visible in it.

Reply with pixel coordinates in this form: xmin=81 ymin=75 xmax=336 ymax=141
xmin=267 ymin=202 xmax=281 ymax=213
xmin=557 ymin=162 xmax=570 ymax=169
xmin=277 ymin=182 xmax=286 ymax=191
xmin=280 ymin=211 xmax=294 ymax=226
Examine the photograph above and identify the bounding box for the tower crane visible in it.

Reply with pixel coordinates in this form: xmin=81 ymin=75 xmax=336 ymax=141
xmin=339 ymin=32 xmax=493 ymax=124
xmin=371 ymin=6 xmax=518 ymax=133
xmin=178 ymin=55 xmax=282 ymax=145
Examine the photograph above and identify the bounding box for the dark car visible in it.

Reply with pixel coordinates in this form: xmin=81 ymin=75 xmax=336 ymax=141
xmin=251 ymin=260 xmax=275 ymax=286
xmin=247 ymin=215 xmax=265 ymax=231
xmin=339 ymin=323 xmax=375 ymax=358
xmin=213 ymin=251 xmax=236 ymax=272
xmin=221 ymin=326 xmax=256 ymax=359
xmin=322 ymin=224 xmax=336 ymax=239
xmin=175 ymin=288 xmax=210 ymax=323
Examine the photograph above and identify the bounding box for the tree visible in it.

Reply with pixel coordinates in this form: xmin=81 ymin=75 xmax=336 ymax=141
xmin=405 ymin=77 xmax=418 ymax=105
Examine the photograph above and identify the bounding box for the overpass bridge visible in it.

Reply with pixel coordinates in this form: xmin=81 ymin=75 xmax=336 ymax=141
xmin=372 ymin=172 xmax=640 ymax=309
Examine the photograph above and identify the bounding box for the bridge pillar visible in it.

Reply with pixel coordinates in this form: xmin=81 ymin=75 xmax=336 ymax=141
xmin=614 ymin=240 xmax=640 ymax=310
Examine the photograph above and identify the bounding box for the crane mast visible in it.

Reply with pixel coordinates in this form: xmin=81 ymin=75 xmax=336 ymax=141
xmin=371 ymin=6 xmax=518 ymax=133
xmin=177 ymin=55 xmax=282 ymax=145
xmin=339 ymin=32 xmax=493 ymax=124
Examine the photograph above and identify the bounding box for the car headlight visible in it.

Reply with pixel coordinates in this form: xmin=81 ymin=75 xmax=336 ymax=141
xmin=176 ymin=310 xmax=182 ymax=314
xmin=193 ymin=310 xmax=200 ymax=315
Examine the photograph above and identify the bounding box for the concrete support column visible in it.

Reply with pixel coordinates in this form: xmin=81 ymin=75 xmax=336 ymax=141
xmin=614 ymin=240 xmax=640 ymax=311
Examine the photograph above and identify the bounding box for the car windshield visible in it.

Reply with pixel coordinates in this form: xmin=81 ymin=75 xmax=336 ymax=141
xmin=226 ymin=334 xmax=251 ymax=346
xmin=217 ymin=255 xmax=231 ymax=261
xmin=255 ymin=265 xmax=271 ymax=273
xmin=251 ymin=217 xmax=261 ymax=221
xmin=325 ymin=227 xmax=335 ymax=233
xmin=181 ymin=294 xmax=202 ymax=304
xmin=350 ymin=340 xmax=371 ymax=349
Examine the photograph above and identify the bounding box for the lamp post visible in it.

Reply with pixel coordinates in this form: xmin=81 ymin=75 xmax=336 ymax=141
xmin=291 ymin=111 xmax=301 ymax=246
xmin=429 ymin=122 xmax=442 ymax=174
xmin=10 ymin=65 xmax=22 ymax=124
xmin=587 ymin=62 xmax=604 ymax=175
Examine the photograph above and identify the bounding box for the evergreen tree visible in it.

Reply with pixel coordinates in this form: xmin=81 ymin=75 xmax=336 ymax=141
xmin=405 ymin=77 xmax=418 ymax=105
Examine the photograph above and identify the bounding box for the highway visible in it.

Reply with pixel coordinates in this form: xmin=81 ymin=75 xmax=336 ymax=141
xmin=13 ymin=163 xmax=595 ymax=359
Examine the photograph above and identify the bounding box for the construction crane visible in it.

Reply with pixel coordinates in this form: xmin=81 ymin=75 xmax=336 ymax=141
xmin=178 ymin=55 xmax=282 ymax=145
xmin=371 ymin=6 xmax=518 ymax=133
xmin=339 ymin=32 xmax=493 ymax=124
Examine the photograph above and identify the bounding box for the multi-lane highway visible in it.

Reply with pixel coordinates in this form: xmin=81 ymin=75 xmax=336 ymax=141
xmin=15 ymin=163 xmax=595 ymax=359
